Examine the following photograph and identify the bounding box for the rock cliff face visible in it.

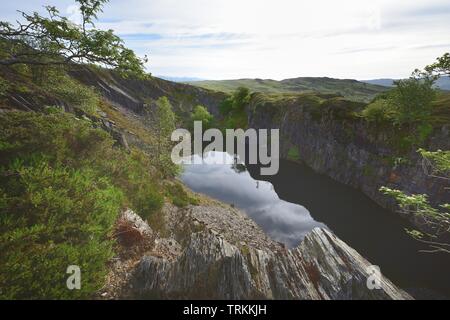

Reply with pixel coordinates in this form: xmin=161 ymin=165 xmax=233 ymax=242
xmin=247 ymin=95 xmax=450 ymax=230
xmin=69 ymin=67 xmax=225 ymax=116
xmin=126 ymin=204 xmax=411 ymax=300
xmin=0 ymin=65 xmax=225 ymax=116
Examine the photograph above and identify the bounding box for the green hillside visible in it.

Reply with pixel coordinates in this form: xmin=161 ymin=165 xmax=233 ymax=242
xmin=187 ymin=77 xmax=389 ymax=102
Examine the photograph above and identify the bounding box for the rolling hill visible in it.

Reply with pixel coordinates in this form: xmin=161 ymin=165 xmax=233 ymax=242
xmin=186 ymin=77 xmax=390 ymax=102
xmin=362 ymin=76 xmax=450 ymax=90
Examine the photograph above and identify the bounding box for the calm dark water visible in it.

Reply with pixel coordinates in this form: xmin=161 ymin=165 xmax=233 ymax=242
xmin=181 ymin=152 xmax=326 ymax=247
xmin=181 ymin=151 xmax=450 ymax=298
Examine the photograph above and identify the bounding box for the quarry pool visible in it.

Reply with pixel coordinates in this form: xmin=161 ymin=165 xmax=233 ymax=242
xmin=181 ymin=151 xmax=450 ymax=299
xmin=180 ymin=151 xmax=326 ymax=248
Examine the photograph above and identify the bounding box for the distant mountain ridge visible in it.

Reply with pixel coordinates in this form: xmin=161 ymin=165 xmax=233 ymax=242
xmin=158 ymin=75 xmax=205 ymax=83
xmin=186 ymin=77 xmax=389 ymax=102
xmin=362 ymin=76 xmax=450 ymax=90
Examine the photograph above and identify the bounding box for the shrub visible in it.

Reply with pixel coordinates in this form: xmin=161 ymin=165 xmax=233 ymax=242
xmin=418 ymin=148 xmax=450 ymax=176
xmin=0 ymin=111 xmax=164 ymax=219
xmin=362 ymin=99 xmax=395 ymax=123
xmin=363 ymin=76 xmax=436 ymax=126
xmin=191 ymin=105 xmax=213 ymax=129
xmin=219 ymin=97 xmax=233 ymax=115
xmin=43 ymin=70 xmax=100 ymax=115
xmin=0 ymin=111 xmax=165 ymax=298
xmin=318 ymin=97 xmax=364 ymax=120
xmin=0 ymin=75 xmax=10 ymax=97
xmin=219 ymin=87 xmax=251 ymax=115
xmin=416 ymin=123 xmax=433 ymax=144
xmin=362 ymin=77 xmax=437 ymax=152
xmin=0 ymin=161 xmax=123 ymax=299
xmin=166 ymin=182 xmax=199 ymax=208
xmin=223 ymin=109 xmax=248 ymax=129
xmin=232 ymin=87 xmax=251 ymax=110
xmin=218 ymin=87 xmax=252 ymax=129
xmin=389 ymin=77 xmax=436 ymax=126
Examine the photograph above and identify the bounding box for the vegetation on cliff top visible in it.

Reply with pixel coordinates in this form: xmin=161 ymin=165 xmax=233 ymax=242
xmin=187 ymin=77 xmax=388 ymax=103
xmin=379 ymin=53 xmax=450 ymax=254
xmin=218 ymin=87 xmax=252 ymax=129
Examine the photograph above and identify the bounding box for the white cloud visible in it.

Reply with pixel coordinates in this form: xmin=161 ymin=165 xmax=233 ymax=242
xmin=66 ymin=4 xmax=82 ymax=25
xmin=1 ymin=0 xmax=450 ymax=79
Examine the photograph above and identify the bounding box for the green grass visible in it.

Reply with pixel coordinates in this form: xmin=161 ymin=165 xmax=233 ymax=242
xmin=187 ymin=77 xmax=389 ymax=102
xmin=248 ymin=92 xmax=364 ymax=125
xmin=166 ymin=182 xmax=199 ymax=208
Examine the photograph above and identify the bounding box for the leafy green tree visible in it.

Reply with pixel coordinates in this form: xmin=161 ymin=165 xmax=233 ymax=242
xmin=425 ymin=52 xmax=450 ymax=77
xmin=389 ymin=75 xmax=436 ymax=126
xmin=232 ymin=87 xmax=251 ymax=110
xmin=191 ymin=105 xmax=213 ymax=129
xmin=0 ymin=0 xmax=147 ymax=77
xmin=218 ymin=87 xmax=251 ymax=129
xmin=219 ymin=97 xmax=233 ymax=115
xmin=219 ymin=87 xmax=251 ymax=116
xmin=362 ymin=74 xmax=436 ymax=128
xmin=377 ymin=54 xmax=450 ymax=254
xmin=144 ymin=97 xmax=177 ymax=176
xmin=362 ymin=98 xmax=395 ymax=124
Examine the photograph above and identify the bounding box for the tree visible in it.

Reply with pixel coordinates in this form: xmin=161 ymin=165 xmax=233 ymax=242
xmin=219 ymin=97 xmax=233 ymax=115
xmin=378 ymin=54 xmax=450 ymax=254
xmin=232 ymin=87 xmax=251 ymax=110
xmin=144 ymin=97 xmax=177 ymax=177
xmin=425 ymin=53 xmax=450 ymax=77
xmin=191 ymin=105 xmax=213 ymax=129
xmin=388 ymin=75 xmax=436 ymax=126
xmin=0 ymin=0 xmax=147 ymax=77
xmin=361 ymin=75 xmax=436 ymax=127
xmin=219 ymin=87 xmax=251 ymax=116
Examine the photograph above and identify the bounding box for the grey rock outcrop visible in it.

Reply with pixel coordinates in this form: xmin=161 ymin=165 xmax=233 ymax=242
xmin=69 ymin=66 xmax=226 ymax=116
xmin=132 ymin=226 xmax=412 ymax=300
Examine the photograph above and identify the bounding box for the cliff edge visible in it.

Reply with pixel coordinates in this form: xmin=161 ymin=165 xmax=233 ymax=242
xmin=107 ymin=202 xmax=412 ymax=300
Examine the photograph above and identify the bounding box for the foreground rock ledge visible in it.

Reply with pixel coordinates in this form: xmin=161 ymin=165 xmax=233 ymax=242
xmin=132 ymin=226 xmax=412 ymax=300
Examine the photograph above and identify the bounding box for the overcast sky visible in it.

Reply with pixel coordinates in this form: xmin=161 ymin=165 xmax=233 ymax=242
xmin=1 ymin=0 xmax=450 ymax=80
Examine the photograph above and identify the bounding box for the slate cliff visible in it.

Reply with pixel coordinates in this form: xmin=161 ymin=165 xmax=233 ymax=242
xmin=246 ymin=94 xmax=450 ymax=231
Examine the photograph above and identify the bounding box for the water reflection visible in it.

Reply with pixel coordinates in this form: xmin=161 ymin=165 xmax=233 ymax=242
xmin=181 ymin=151 xmax=450 ymax=297
xmin=180 ymin=151 xmax=327 ymax=248
xmin=246 ymin=158 xmax=450 ymax=299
